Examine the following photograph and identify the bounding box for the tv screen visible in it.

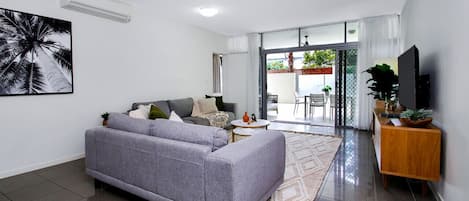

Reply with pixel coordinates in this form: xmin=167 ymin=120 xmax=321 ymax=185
xmin=398 ymin=46 xmax=420 ymax=110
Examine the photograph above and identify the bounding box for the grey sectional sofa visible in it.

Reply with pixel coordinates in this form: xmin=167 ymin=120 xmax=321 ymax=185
xmin=131 ymin=97 xmax=236 ymax=129
xmin=85 ymin=113 xmax=286 ymax=201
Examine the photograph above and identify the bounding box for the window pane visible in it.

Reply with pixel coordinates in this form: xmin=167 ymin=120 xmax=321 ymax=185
xmin=263 ymin=29 xmax=299 ymax=49
xmin=300 ymin=23 xmax=344 ymax=46
xmin=346 ymin=21 xmax=359 ymax=42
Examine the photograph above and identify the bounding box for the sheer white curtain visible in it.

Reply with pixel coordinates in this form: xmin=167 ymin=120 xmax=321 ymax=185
xmin=356 ymin=15 xmax=400 ymax=129
xmin=212 ymin=54 xmax=222 ymax=93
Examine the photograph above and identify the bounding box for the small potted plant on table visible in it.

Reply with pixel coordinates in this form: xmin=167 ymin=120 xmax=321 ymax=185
xmin=400 ymin=109 xmax=433 ymax=128
xmin=101 ymin=112 xmax=110 ymax=126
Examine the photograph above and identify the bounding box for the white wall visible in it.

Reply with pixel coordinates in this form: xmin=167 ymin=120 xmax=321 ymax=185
xmin=267 ymin=73 xmax=296 ymax=104
xmin=0 ymin=0 xmax=227 ymax=178
xmin=222 ymin=53 xmax=249 ymax=118
xmin=401 ymin=0 xmax=469 ymax=200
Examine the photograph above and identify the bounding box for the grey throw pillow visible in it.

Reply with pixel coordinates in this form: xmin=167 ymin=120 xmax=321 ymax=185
xmin=168 ymin=98 xmax=194 ymax=117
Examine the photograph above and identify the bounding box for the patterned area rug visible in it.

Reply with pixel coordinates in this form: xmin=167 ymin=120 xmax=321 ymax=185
xmin=271 ymin=132 xmax=343 ymax=201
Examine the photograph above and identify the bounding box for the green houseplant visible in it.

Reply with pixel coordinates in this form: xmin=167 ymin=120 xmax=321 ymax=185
xmin=400 ymin=109 xmax=433 ymax=127
xmin=322 ymin=85 xmax=332 ymax=96
xmin=101 ymin=112 xmax=110 ymax=126
xmin=364 ymin=64 xmax=398 ymax=109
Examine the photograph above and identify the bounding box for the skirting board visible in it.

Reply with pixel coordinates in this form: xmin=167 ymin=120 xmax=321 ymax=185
xmin=0 ymin=153 xmax=85 ymax=179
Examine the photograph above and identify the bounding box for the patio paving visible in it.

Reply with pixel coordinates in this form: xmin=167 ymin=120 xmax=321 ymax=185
xmin=267 ymin=103 xmax=334 ymax=126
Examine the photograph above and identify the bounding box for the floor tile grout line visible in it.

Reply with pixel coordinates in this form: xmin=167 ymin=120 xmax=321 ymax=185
xmin=406 ymin=178 xmax=417 ymax=201
xmin=0 ymin=192 xmax=11 ymax=201
xmin=34 ymin=171 xmax=86 ymax=200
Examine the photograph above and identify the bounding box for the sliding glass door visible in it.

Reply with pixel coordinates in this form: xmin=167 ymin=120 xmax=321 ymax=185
xmin=260 ymin=47 xmax=357 ymax=127
xmin=259 ymin=21 xmax=359 ymax=127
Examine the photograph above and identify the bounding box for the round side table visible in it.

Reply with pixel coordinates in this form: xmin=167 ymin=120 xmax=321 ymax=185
xmin=230 ymin=119 xmax=270 ymax=142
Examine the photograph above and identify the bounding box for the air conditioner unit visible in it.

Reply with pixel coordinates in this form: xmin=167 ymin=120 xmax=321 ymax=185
xmin=60 ymin=0 xmax=132 ymax=23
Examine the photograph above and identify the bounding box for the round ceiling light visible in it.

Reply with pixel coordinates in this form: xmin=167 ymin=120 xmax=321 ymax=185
xmin=198 ymin=7 xmax=219 ymax=17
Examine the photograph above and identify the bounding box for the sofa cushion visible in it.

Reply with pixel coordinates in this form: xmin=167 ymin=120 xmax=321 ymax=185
xmin=182 ymin=117 xmax=210 ymax=126
xmin=107 ymin=113 xmax=154 ymax=135
xmin=131 ymin=101 xmax=170 ymax=117
xmin=150 ymin=119 xmax=228 ymax=151
xmin=168 ymin=98 xmax=193 ymax=118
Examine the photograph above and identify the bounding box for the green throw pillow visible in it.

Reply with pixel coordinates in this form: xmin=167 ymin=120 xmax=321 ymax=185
xmin=206 ymin=95 xmax=224 ymax=111
xmin=149 ymin=105 xmax=168 ymax=120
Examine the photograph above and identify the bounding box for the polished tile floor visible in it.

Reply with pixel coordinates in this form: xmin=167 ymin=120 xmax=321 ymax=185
xmin=315 ymin=128 xmax=437 ymax=201
xmin=0 ymin=123 xmax=437 ymax=201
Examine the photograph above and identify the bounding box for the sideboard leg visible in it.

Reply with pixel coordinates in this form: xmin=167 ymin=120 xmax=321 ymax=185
xmin=381 ymin=174 xmax=388 ymax=190
xmin=421 ymin=181 xmax=428 ymax=196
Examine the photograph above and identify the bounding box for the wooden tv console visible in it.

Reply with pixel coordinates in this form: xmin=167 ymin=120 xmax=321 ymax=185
xmin=372 ymin=109 xmax=441 ymax=193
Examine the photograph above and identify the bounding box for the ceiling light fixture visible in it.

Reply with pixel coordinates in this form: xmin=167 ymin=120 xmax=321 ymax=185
xmin=198 ymin=7 xmax=219 ymax=17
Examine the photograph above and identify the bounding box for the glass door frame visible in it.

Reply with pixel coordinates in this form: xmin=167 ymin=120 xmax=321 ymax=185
xmin=259 ymin=42 xmax=358 ymax=127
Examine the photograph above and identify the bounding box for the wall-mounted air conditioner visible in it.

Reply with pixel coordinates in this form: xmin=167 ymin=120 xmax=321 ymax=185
xmin=60 ymin=0 xmax=132 ymax=23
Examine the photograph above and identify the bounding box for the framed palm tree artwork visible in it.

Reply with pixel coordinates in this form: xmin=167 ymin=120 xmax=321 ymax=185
xmin=0 ymin=8 xmax=73 ymax=96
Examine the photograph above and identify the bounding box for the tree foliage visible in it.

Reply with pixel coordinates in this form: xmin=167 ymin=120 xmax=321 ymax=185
xmin=267 ymin=60 xmax=287 ymax=70
xmin=303 ymin=50 xmax=335 ymax=68
xmin=0 ymin=10 xmax=72 ymax=94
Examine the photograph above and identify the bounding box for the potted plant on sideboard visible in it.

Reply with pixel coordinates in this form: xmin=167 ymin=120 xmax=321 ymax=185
xmin=364 ymin=64 xmax=398 ymax=110
xmin=400 ymin=109 xmax=433 ymax=127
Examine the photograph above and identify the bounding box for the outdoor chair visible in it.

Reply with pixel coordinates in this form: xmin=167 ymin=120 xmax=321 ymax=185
xmin=309 ymin=93 xmax=326 ymax=119
xmin=294 ymin=92 xmax=305 ymax=114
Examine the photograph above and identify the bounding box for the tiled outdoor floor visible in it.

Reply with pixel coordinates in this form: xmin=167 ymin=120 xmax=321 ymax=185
xmin=0 ymin=123 xmax=437 ymax=201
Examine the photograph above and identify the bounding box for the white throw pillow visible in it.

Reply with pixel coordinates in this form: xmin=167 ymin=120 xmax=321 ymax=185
xmin=198 ymin=98 xmax=218 ymax=114
xmin=169 ymin=111 xmax=184 ymax=123
xmin=138 ymin=104 xmax=152 ymax=118
xmin=129 ymin=109 xmax=147 ymax=119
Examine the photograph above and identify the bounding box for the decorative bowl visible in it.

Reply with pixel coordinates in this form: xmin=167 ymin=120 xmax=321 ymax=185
xmin=400 ymin=118 xmax=433 ymax=128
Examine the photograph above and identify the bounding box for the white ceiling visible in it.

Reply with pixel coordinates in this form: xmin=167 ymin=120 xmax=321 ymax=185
xmin=132 ymin=0 xmax=407 ymax=36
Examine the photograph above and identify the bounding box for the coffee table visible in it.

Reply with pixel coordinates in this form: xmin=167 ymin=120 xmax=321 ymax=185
xmin=231 ymin=119 xmax=270 ymax=142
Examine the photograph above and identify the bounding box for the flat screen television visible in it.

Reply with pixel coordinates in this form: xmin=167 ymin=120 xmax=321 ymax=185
xmin=398 ymin=45 xmax=430 ymax=110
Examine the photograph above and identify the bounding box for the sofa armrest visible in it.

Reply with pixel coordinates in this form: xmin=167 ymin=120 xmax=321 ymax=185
xmin=204 ymin=131 xmax=286 ymax=201
xmin=223 ymin=102 xmax=236 ymax=114
xmin=85 ymin=129 xmax=98 ymax=171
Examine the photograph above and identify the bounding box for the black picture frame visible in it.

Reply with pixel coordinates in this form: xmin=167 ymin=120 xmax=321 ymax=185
xmin=0 ymin=7 xmax=73 ymax=97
